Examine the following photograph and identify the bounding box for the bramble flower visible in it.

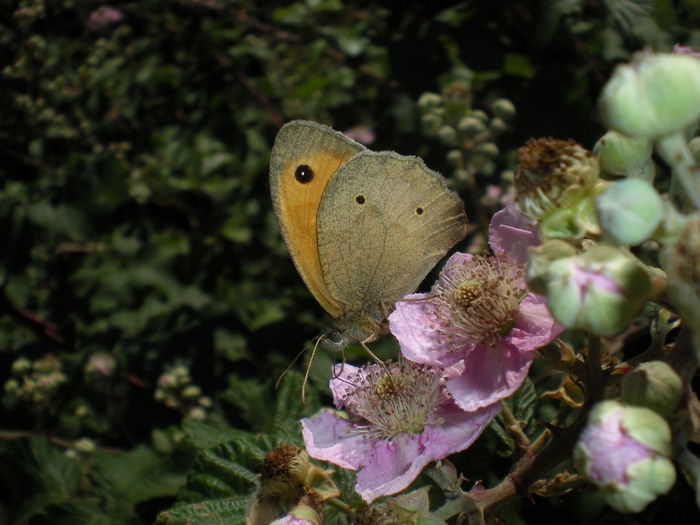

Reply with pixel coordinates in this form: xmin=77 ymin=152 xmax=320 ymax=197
xmin=389 ymin=204 xmax=563 ymax=411
xmin=301 ymin=360 xmax=499 ymax=503
xmin=574 ymin=401 xmax=676 ymax=514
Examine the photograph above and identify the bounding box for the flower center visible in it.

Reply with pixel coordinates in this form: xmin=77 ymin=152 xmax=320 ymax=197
xmin=342 ymin=360 xmax=447 ymax=440
xmin=430 ymin=255 xmax=522 ymax=350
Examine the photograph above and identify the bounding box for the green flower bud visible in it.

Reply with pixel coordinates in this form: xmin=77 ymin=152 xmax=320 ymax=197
xmin=188 ymin=407 xmax=207 ymax=421
xmin=453 ymin=168 xmax=474 ymax=188
xmin=417 ymin=92 xmax=442 ymax=112
xmin=446 ymin=149 xmax=463 ymax=167
xmin=526 ymin=239 xmax=577 ymax=294
xmin=456 ymin=116 xmax=486 ymax=137
xmin=473 ymin=142 xmax=499 ymax=159
xmin=11 ymin=358 xmax=32 ymax=377
xmin=621 ymin=361 xmax=683 ymax=418
xmin=542 ymin=245 xmax=653 ymax=336
xmin=471 ymin=109 xmax=489 ymax=123
xmin=4 ymin=378 xmax=20 ymax=394
xmin=182 ymin=384 xmax=201 ymax=400
xmin=420 ymin=112 xmax=443 ymax=136
xmin=489 ymin=117 xmax=508 ymax=135
xmin=575 ymin=401 xmax=676 ymax=514
xmin=594 ymin=131 xmax=654 ymax=179
xmin=437 ymin=125 xmax=458 ymax=146
xmin=595 ymin=178 xmax=664 ymax=245
xmin=492 ymin=98 xmax=516 ymax=120
xmin=74 ymin=438 xmax=96 ymax=455
xmin=600 ymin=52 xmax=700 ymax=138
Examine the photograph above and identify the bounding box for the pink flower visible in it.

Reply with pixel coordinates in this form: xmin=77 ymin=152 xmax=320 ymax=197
xmin=87 ymin=6 xmax=123 ymax=33
xmin=301 ymin=361 xmax=499 ymax=503
xmin=389 ymin=204 xmax=563 ymax=411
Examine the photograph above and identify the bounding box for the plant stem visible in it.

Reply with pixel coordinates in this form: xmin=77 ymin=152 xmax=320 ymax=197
xmin=656 ymin=132 xmax=700 ymax=210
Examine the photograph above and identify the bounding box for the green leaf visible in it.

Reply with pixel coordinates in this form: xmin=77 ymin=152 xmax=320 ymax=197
xmin=0 ymin=436 xmax=82 ymax=525
xmin=502 ymin=54 xmax=534 ymax=78
xmin=90 ymin=446 xmax=187 ymax=507
xmin=489 ymin=378 xmax=539 ymax=457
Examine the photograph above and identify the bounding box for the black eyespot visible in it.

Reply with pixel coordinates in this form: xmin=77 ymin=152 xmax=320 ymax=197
xmin=355 ymin=194 xmax=366 ymax=205
xmin=415 ymin=206 xmax=424 ymax=216
xmin=295 ymin=164 xmax=314 ymax=183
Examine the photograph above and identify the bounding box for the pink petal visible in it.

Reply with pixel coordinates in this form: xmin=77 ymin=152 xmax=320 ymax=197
xmin=355 ymin=403 xmax=500 ymax=502
xmin=301 ymin=410 xmax=373 ymax=470
xmin=389 ymin=294 xmax=464 ymax=367
xmin=488 ymin=203 xmax=539 ymax=265
xmin=507 ymin=293 xmax=565 ymax=352
xmin=329 ymin=364 xmax=361 ymax=409
xmin=447 ymin=343 xmax=534 ymax=411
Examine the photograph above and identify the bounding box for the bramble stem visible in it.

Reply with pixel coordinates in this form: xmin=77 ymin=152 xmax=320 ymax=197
xmin=656 ymin=132 xmax=700 ymax=210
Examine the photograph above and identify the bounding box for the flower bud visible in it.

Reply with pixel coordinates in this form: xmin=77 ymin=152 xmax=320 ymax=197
xmin=188 ymin=407 xmax=207 ymax=421
xmin=11 ymin=358 xmax=32 ymax=376
xmin=457 ymin=116 xmax=486 ymax=137
xmin=574 ymin=401 xmax=676 ymax=513
xmin=541 ymin=245 xmax=653 ymax=336
xmin=595 ymin=178 xmax=664 ymax=245
xmin=489 ymin=117 xmax=508 ymax=135
xmin=492 ymin=98 xmax=516 ymax=120
xmin=74 ymin=437 xmax=96 ymax=455
xmin=420 ymin=112 xmax=442 ymax=136
xmin=438 ymin=125 xmax=458 ymax=146
xmin=525 ymin=239 xmax=577 ymax=294
xmin=593 ymin=131 xmax=654 ymax=179
xmin=417 ymin=92 xmax=442 ymax=112
xmin=599 ymin=51 xmax=700 ymax=138
xmin=472 ymin=109 xmax=489 ymax=123
xmin=473 ymin=142 xmax=499 ymax=159
xmin=446 ymin=149 xmax=463 ymax=167
xmin=621 ymin=361 xmax=683 ymax=418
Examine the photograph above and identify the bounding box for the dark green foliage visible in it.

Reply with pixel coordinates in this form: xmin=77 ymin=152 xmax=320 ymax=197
xmin=2 ymin=0 xmax=700 ymax=522
xmin=490 ymin=377 xmax=539 ymax=458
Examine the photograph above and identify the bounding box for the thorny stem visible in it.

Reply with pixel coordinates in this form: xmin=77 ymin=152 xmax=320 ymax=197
xmin=434 ymin=335 xmax=609 ymax=523
xmin=500 ymin=402 xmax=531 ymax=451
xmin=434 ymin=408 xmax=591 ymax=523
xmin=326 ymin=497 xmax=355 ymax=518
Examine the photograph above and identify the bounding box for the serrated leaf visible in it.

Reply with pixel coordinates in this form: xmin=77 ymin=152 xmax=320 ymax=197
xmin=90 ymin=445 xmax=186 ymax=506
xmin=489 ymin=378 xmax=539 ymax=457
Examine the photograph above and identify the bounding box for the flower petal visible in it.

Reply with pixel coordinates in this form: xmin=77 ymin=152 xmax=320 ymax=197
xmin=489 ymin=202 xmax=539 ymax=265
xmin=301 ymin=410 xmax=373 ymax=470
xmin=447 ymin=343 xmax=534 ymax=411
xmin=330 ymin=364 xmax=361 ymax=409
xmin=389 ymin=294 xmax=463 ymax=367
xmin=507 ymin=293 xmax=565 ymax=352
xmin=354 ymin=403 xmax=500 ymax=502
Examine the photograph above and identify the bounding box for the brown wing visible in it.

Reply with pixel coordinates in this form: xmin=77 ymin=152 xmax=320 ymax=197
xmin=269 ymin=120 xmax=365 ymax=318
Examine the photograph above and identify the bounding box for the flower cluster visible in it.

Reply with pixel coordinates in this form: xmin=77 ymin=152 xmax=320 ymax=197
xmin=301 ymin=205 xmax=563 ymax=502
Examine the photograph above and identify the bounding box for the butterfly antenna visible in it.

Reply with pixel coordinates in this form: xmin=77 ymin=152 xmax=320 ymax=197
xmin=275 ymin=337 xmax=317 ymax=393
xmin=360 ymin=339 xmax=394 ymax=383
xmin=301 ymin=334 xmax=324 ymax=405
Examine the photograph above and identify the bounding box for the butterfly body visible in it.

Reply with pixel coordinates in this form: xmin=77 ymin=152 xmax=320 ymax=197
xmin=270 ymin=120 xmax=467 ymax=351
